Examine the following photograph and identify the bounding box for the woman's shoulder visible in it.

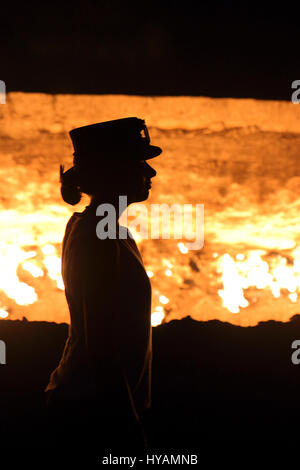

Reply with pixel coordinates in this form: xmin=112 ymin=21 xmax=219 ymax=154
xmin=64 ymin=211 xmax=119 ymax=257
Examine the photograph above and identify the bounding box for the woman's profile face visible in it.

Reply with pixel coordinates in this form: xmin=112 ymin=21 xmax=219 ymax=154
xmin=113 ymin=160 xmax=157 ymax=203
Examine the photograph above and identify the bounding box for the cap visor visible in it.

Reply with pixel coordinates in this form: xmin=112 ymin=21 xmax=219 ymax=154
xmin=144 ymin=145 xmax=162 ymax=160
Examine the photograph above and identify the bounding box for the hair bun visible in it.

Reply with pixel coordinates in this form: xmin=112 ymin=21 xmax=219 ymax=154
xmin=59 ymin=165 xmax=82 ymax=205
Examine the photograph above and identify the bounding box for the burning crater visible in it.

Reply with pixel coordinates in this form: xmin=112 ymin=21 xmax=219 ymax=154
xmin=1 ymin=92 xmax=300 ymax=326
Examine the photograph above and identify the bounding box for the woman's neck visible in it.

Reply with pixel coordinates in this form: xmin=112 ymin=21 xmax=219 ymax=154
xmin=89 ymin=194 xmax=129 ymax=220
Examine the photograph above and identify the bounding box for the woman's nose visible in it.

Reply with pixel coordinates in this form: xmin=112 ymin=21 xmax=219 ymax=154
xmin=144 ymin=162 xmax=157 ymax=178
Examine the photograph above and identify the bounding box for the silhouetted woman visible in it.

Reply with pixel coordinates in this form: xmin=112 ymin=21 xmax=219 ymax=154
xmin=45 ymin=118 xmax=162 ymax=455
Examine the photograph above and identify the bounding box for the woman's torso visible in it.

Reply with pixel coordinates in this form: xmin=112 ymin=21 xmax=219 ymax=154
xmin=45 ymin=209 xmax=152 ymax=412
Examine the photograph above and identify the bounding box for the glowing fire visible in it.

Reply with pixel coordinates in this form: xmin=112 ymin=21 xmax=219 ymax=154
xmin=41 ymin=244 xmax=64 ymax=290
xmin=217 ymin=248 xmax=300 ymax=313
xmin=151 ymin=306 xmax=165 ymax=327
xmin=0 ymin=241 xmax=64 ymax=317
xmin=2 ymin=92 xmax=300 ymax=327
xmin=0 ymin=244 xmax=38 ymax=306
xmin=3 ymin=214 xmax=300 ymax=327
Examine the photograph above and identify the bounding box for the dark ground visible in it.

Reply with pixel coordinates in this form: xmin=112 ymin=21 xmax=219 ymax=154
xmin=1 ymin=315 xmax=300 ymax=463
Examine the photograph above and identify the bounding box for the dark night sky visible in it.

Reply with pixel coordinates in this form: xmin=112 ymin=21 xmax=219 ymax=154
xmin=2 ymin=0 xmax=300 ymax=99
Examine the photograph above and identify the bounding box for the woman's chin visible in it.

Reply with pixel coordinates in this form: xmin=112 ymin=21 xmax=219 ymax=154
xmin=129 ymin=188 xmax=149 ymax=203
